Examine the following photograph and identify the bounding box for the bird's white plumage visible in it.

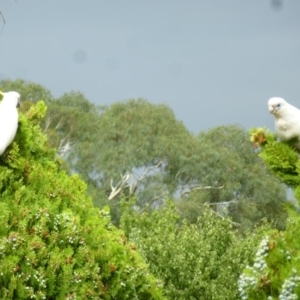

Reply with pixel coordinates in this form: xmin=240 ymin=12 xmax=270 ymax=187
xmin=0 ymin=91 xmax=20 ymax=155
xmin=268 ymin=97 xmax=300 ymax=150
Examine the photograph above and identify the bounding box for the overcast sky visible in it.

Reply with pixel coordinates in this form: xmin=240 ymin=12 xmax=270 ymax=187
xmin=0 ymin=0 xmax=299 ymax=133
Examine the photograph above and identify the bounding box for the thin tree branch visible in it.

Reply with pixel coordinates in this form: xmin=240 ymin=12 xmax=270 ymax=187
xmin=0 ymin=11 xmax=6 ymax=35
xmin=181 ymin=185 xmax=224 ymax=197
xmin=129 ymin=161 xmax=163 ymax=195
xmin=139 ymin=191 xmax=169 ymax=214
xmin=208 ymin=207 xmax=240 ymax=227
xmin=0 ymin=11 xmax=5 ymax=25
xmin=108 ymin=173 xmax=130 ymax=200
xmin=206 ymin=199 xmax=238 ymax=206
xmin=44 ymin=117 xmax=52 ymax=131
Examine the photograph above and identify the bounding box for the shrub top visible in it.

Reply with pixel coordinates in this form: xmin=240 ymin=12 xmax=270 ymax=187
xmin=0 ymin=101 xmax=164 ymax=300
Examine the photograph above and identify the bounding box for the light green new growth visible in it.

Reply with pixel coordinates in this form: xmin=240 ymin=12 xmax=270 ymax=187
xmin=0 ymin=101 xmax=164 ymax=299
xmin=239 ymin=128 xmax=300 ymax=299
xmin=121 ymin=199 xmax=269 ymax=300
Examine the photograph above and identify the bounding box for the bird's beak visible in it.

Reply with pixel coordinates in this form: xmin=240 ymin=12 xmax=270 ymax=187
xmin=268 ymin=106 xmax=275 ymax=114
xmin=17 ymin=102 xmax=20 ymax=108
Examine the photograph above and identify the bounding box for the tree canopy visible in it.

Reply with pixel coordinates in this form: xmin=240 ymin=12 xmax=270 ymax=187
xmin=0 ymin=79 xmax=287 ymax=230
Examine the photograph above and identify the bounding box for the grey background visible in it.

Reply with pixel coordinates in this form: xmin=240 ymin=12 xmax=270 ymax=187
xmin=0 ymin=0 xmax=299 ymax=133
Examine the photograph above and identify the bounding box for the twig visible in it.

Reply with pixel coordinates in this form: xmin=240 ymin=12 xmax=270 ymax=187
xmin=209 ymin=208 xmax=240 ymax=227
xmin=206 ymin=200 xmax=238 ymax=206
xmin=0 ymin=11 xmax=6 ymax=35
xmin=108 ymin=173 xmax=130 ymax=200
xmin=139 ymin=192 xmax=169 ymax=214
xmin=181 ymin=185 xmax=224 ymax=196
xmin=129 ymin=161 xmax=163 ymax=195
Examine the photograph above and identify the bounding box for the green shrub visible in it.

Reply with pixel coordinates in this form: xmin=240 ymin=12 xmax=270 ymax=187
xmin=121 ymin=200 xmax=268 ymax=300
xmin=0 ymin=102 xmax=164 ymax=299
xmin=237 ymin=128 xmax=300 ymax=299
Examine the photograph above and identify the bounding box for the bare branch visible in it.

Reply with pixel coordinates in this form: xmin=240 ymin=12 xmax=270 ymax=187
xmin=0 ymin=11 xmax=6 ymax=35
xmin=139 ymin=191 xmax=169 ymax=214
xmin=58 ymin=140 xmax=72 ymax=157
xmin=181 ymin=185 xmax=224 ymax=197
xmin=205 ymin=199 xmax=237 ymax=206
xmin=108 ymin=173 xmax=130 ymax=200
xmin=108 ymin=161 xmax=164 ymax=201
xmin=44 ymin=117 xmax=52 ymax=131
xmin=209 ymin=208 xmax=240 ymax=227
xmin=0 ymin=11 xmax=5 ymax=24
xmin=175 ymin=168 xmax=185 ymax=180
xmin=129 ymin=161 xmax=163 ymax=195
xmin=55 ymin=119 xmax=63 ymax=130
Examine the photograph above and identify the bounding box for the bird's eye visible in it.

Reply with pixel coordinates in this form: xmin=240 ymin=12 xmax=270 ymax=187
xmin=276 ymin=104 xmax=281 ymax=108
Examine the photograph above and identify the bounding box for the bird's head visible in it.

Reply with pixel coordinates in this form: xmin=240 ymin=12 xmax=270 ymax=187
xmin=268 ymin=97 xmax=288 ymax=117
xmin=0 ymin=91 xmax=20 ymax=108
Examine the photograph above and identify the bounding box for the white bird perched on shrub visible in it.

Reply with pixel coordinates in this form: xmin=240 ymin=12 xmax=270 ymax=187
xmin=268 ymin=97 xmax=300 ymax=150
xmin=0 ymin=91 xmax=20 ymax=155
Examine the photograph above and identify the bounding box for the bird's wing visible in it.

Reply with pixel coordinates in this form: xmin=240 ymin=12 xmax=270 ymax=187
xmin=276 ymin=105 xmax=300 ymax=141
xmin=0 ymin=106 xmax=19 ymax=154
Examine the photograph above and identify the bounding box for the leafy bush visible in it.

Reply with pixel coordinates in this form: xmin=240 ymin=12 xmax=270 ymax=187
xmin=0 ymin=102 xmax=164 ymax=299
xmin=121 ymin=200 xmax=268 ymax=300
xmin=237 ymin=128 xmax=300 ymax=299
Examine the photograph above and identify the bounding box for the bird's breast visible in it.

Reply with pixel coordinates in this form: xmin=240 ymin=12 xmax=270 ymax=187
xmin=276 ymin=119 xmax=291 ymax=131
xmin=276 ymin=118 xmax=300 ymax=141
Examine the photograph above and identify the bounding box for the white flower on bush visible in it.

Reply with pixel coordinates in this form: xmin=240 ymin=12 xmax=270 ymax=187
xmin=279 ymin=269 xmax=300 ymax=300
xmin=238 ymin=237 xmax=270 ymax=299
xmin=253 ymin=238 xmax=269 ymax=271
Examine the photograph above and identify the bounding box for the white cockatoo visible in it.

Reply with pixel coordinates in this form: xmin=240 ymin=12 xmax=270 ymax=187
xmin=0 ymin=91 xmax=20 ymax=155
xmin=268 ymin=97 xmax=300 ymax=150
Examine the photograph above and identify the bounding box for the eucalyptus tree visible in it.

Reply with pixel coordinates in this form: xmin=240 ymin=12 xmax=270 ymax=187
xmin=0 ymin=79 xmax=287 ymax=229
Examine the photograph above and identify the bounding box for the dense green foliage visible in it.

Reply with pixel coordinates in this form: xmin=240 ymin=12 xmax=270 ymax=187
xmin=1 ymin=79 xmax=292 ymax=299
xmin=0 ymin=101 xmax=164 ymax=299
xmin=0 ymin=79 xmax=101 ymax=180
xmin=178 ymin=125 xmax=287 ymax=231
xmin=0 ymin=79 xmax=288 ymax=230
xmin=121 ymin=200 xmax=269 ymax=300
xmin=238 ymin=128 xmax=300 ymax=299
